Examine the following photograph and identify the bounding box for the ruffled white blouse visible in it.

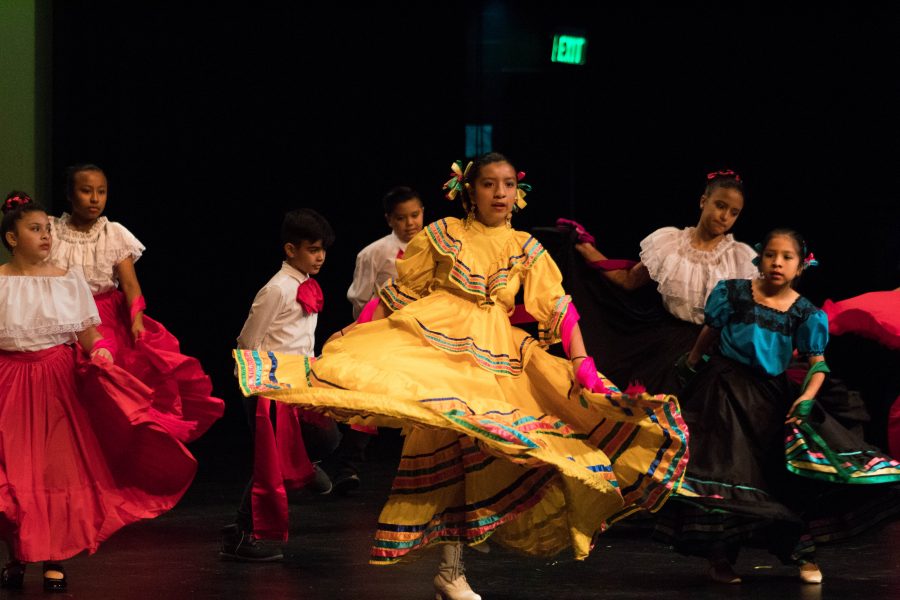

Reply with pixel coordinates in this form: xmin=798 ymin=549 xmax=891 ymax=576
xmin=49 ymin=214 xmax=145 ymax=295
xmin=0 ymin=269 xmax=100 ymax=351
xmin=639 ymin=226 xmax=758 ymax=324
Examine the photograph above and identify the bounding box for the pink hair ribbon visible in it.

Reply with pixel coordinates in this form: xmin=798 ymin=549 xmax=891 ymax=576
xmin=706 ymin=169 xmax=741 ymax=182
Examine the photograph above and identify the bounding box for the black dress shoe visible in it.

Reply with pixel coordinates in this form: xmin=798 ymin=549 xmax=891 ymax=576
xmin=1 ymin=561 xmax=25 ymax=589
xmin=42 ymin=562 xmax=67 ymax=593
xmin=332 ymin=471 xmax=361 ymax=495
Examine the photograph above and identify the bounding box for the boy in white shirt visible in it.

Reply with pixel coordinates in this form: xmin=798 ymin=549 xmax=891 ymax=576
xmin=346 ymin=186 xmax=424 ymax=318
xmin=221 ymin=208 xmax=338 ymax=562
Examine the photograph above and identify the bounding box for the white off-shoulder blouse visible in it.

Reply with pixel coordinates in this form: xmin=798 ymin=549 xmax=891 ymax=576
xmin=48 ymin=214 xmax=145 ymax=295
xmin=0 ymin=269 xmax=100 ymax=351
xmin=639 ymin=226 xmax=758 ymax=324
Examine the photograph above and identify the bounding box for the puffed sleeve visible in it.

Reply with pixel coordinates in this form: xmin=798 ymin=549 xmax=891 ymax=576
xmin=523 ymin=245 xmax=572 ymax=346
xmin=108 ymin=222 xmax=146 ymax=265
xmin=378 ymin=228 xmax=436 ymax=311
xmin=703 ymin=280 xmax=734 ymax=329
xmin=796 ymin=309 xmax=829 ymax=358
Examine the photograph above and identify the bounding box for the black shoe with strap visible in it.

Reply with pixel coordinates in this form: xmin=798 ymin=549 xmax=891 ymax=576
xmin=42 ymin=562 xmax=67 ymax=593
xmin=1 ymin=561 xmax=25 ymax=590
xmin=332 ymin=470 xmax=361 ymax=496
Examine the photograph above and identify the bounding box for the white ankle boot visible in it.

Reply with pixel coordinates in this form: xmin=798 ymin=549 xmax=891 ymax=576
xmin=799 ymin=562 xmax=823 ymax=584
xmin=434 ymin=543 xmax=481 ymax=600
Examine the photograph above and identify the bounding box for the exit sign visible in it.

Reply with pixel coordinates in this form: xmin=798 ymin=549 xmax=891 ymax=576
xmin=551 ymin=35 xmax=587 ymax=65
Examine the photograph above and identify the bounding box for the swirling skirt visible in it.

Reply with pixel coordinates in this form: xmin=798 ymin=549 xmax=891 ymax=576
xmin=93 ymin=289 xmax=224 ymax=442
xmin=0 ymin=345 xmax=197 ymax=562
xmin=654 ymin=355 xmax=900 ymax=563
xmin=234 ymin=311 xmax=690 ymax=564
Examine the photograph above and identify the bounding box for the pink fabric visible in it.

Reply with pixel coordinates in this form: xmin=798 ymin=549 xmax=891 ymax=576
xmin=587 ymin=259 xmax=639 ymax=271
xmin=357 ymin=296 xmax=380 ymax=324
xmin=296 ymin=278 xmax=324 ymax=314
xmin=575 ymin=357 xmax=612 ymax=394
xmin=561 ymin=303 xmax=580 ymax=357
xmin=351 ymin=424 xmax=378 ymax=434
xmin=785 ymin=367 xmax=807 ymax=386
xmin=90 ymin=337 xmax=116 ymax=362
xmin=251 ymin=398 xmax=315 ymax=541
xmin=0 ymin=345 xmax=196 ymax=562
xmin=92 ymin=289 xmax=224 ymax=443
xmin=623 ymin=381 xmax=647 ymax=394
xmin=508 ymin=304 xmax=537 ymax=325
xmin=821 ymin=290 xmax=900 ymax=350
xmin=555 ymin=218 xmax=596 ymax=245
xmin=888 ymin=395 xmax=900 ymax=458
xmin=129 ymin=294 xmax=147 ymax=322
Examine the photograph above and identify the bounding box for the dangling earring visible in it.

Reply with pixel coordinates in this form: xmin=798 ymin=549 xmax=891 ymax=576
xmin=465 ymin=205 xmax=475 ymax=229
xmin=505 ymin=212 xmax=512 ymax=229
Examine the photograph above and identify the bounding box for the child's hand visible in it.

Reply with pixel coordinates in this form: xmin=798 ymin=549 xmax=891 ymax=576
xmin=573 ymin=357 xmax=612 ymax=396
xmin=91 ymin=348 xmax=113 ymax=364
xmin=131 ymin=313 xmax=145 ymax=341
xmin=785 ymin=397 xmax=814 ymax=423
xmin=674 ymin=353 xmax=698 ymax=388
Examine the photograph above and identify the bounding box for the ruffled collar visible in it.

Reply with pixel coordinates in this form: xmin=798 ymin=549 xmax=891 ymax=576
xmin=677 ymin=227 xmax=738 ymax=265
xmin=425 ymin=218 xmax=544 ymax=301
xmin=53 ymin=213 xmax=108 ymax=243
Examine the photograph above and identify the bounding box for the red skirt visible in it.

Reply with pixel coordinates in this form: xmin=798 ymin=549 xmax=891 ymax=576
xmin=93 ymin=289 xmax=224 ymax=442
xmin=0 ymin=345 xmax=197 ymax=562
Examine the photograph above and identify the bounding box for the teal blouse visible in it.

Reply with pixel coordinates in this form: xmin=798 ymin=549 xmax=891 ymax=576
xmin=704 ymin=279 xmax=828 ymax=377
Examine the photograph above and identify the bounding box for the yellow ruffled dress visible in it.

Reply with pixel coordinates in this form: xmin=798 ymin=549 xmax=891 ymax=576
xmin=235 ymin=217 xmax=689 ymax=564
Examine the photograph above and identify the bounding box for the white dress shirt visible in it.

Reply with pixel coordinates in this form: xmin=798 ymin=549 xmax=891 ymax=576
xmin=346 ymin=232 xmax=408 ymax=318
xmin=237 ymin=262 xmax=317 ymax=356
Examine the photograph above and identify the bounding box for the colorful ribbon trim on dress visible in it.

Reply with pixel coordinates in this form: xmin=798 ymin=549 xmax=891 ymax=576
xmin=234 ymin=349 xmax=302 ymax=396
xmin=416 ymin=320 xmax=534 ymax=376
xmin=425 ymin=219 xmax=545 ymax=299
xmin=786 ymin=361 xmax=900 ymax=484
xmin=540 ymin=295 xmax=572 ymax=345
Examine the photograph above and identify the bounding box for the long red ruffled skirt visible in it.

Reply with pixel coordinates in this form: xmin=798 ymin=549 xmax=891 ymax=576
xmin=0 ymin=345 xmax=197 ymax=562
xmin=93 ymin=290 xmax=224 ymax=442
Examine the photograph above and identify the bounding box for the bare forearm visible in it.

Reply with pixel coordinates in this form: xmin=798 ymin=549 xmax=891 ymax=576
xmin=687 ymin=326 xmax=719 ymax=366
xmin=567 ymin=323 xmax=588 ymax=368
xmin=798 ymin=371 xmax=826 ymax=400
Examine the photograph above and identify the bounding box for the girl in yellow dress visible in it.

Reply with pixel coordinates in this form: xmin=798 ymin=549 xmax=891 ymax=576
xmin=234 ymin=153 xmax=690 ymax=600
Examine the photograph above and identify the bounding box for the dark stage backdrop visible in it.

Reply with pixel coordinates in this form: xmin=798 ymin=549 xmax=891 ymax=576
xmin=50 ymin=2 xmax=900 ymax=471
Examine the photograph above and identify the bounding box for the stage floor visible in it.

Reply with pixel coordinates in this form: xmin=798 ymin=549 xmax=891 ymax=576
xmin=4 ymin=432 xmax=900 ymax=599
